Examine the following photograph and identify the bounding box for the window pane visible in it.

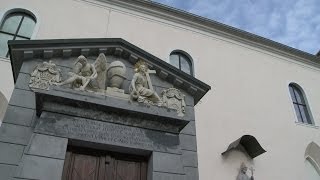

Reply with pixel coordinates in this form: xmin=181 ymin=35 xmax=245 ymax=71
xmin=289 ymin=86 xmax=297 ymax=103
xmin=18 ymin=16 xmax=36 ymax=38
xmin=180 ymin=56 xmax=191 ymax=74
xmin=299 ymin=105 xmax=312 ymax=124
xmin=0 ymin=33 xmax=14 ymax=57
xmin=170 ymin=54 xmax=179 ymax=69
xmin=294 ymin=104 xmax=303 ymax=123
xmin=0 ymin=15 xmax=22 ymax=34
xmin=293 ymin=87 xmax=305 ymax=104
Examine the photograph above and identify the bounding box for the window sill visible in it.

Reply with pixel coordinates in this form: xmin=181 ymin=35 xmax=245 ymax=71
xmin=295 ymin=122 xmax=319 ymax=129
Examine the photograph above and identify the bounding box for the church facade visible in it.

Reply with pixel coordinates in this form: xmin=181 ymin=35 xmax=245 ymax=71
xmin=0 ymin=0 xmax=320 ymax=180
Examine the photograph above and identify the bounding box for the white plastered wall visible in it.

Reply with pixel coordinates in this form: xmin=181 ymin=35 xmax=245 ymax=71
xmin=0 ymin=0 xmax=319 ymax=179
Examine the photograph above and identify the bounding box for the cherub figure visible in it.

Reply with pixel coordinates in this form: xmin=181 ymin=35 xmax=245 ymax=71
xmin=129 ymin=60 xmax=162 ymax=105
xmin=57 ymin=55 xmax=97 ymax=91
xmin=236 ymin=163 xmax=254 ymax=180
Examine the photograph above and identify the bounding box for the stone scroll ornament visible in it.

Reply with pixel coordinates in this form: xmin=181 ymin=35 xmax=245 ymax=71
xmin=56 ymin=53 xmax=107 ymax=91
xmin=162 ymin=88 xmax=186 ymax=117
xmin=29 ymin=61 xmax=62 ymax=90
xmin=129 ymin=60 xmax=162 ymax=106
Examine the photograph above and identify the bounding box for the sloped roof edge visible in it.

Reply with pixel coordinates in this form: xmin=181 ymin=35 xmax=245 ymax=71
xmin=97 ymin=0 xmax=320 ymax=67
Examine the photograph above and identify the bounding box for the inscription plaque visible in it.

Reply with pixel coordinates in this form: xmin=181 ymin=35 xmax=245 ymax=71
xmin=35 ymin=112 xmax=180 ymax=154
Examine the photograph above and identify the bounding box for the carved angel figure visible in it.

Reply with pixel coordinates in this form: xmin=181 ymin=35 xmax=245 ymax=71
xmin=57 ymin=53 xmax=107 ymax=91
xmin=237 ymin=163 xmax=254 ymax=180
xmin=129 ymin=60 xmax=162 ymax=105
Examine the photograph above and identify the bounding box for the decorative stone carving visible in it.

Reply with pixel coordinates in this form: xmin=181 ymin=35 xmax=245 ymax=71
xmin=237 ymin=163 xmax=254 ymax=180
xmin=34 ymin=55 xmax=187 ymax=117
xmin=162 ymin=88 xmax=186 ymax=117
xmin=107 ymin=61 xmax=126 ymax=89
xmin=56 ymin=54 xmax=107 ymax=91
xmin=129 ymin=60 xmax=162 ymax=106
xmin=29 ymin=61 xmax=61 ymax=90
xmin=94 ymin=53 xmax=108 ymax=90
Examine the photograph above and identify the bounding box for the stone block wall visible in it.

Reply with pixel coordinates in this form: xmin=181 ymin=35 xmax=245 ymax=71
xmin=0 ymin=53 xmax=200 ymax=180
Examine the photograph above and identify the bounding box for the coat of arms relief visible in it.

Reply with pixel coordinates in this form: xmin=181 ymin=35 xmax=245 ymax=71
xmin=29 ymin=53 xmax=186 ymax=117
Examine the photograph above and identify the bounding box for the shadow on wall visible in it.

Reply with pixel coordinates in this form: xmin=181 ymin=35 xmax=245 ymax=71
xmin=0 ymin=91 xmax=8 ymax=125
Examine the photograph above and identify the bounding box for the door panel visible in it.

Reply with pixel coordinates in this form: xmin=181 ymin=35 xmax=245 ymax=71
xmin=62 ymin=149 xmax=148 ymax=180
xmin=115 ymin=160 xmax=141 ymax=180
xmin=70 ymin=154 xmax=100 ymax=180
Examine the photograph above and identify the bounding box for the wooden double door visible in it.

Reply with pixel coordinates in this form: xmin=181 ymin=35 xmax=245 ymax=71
xmin=62 ymin=148 xmax=147 ymax=180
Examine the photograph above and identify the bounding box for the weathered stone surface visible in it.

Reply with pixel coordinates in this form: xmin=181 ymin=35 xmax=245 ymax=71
xmin=182 ymin=150 xmax=198 ymax=167
xmin=0 ymin=142 xmax=24 ymax=165
xmin=184 ymin=167 xmax=199 ymax=180
xmin=35 ymin=90 xmax=189 ymax=133
xmin=16 ymin=155 xmax=64 ymax=180
xmin=0 ymin=123 xmax=32 ymax=145
xmin=150 ymin=72 xmax=172 ymax=89
xmin=0 ymin=164 xmax=16 ymax=180
xmin=15 ymin=73 xmax=31 ymax=91
xmin=19 ymin=59 xmax=42 ymax=75
xmin=35 ymin=112 xmax=180 ymax=154
xmin=27 ymin=134 xmax=68 ymax=159
xmin=152 ymin=172 xmax=185 ymax=180
xmin=181 ymin=121 xmax=196 ymax=135
xmin=180 ymin=134 xmax=197 ymax=151
xmin=3 ymin=106 xmax=35 ymax=126
xmin=152 ymin=152 xmax=184 ymax=174
xmin=9 ymin=89 xmax=35 ymax=109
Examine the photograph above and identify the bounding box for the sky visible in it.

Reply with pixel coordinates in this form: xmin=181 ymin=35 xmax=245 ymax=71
xmin=153 ymin=0 xmax=320 ymax=55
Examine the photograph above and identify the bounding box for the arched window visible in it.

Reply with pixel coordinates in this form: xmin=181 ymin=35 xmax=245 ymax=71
xmin=289 ymin=83 xmax=313 ymax=124
xmin=169 ymin=51 xmax=193 ymax=75
xmin=0 ymin=11 xmax=36 ymax=57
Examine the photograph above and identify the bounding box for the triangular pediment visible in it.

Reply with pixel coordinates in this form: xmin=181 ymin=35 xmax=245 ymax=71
xmin=8 ymin=38 xmax=211 ymax=133
xmin=9 ymin=38 xmax=210 ymax=105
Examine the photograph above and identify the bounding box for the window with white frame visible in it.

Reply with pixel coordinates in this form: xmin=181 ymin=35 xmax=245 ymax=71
xmin=0 ymin=11 xmax=36 ymax=57
xmin=289 ymin=83 xmax=313 ymax=124
xmin=169 ymin=51 xmax=193 ymax=76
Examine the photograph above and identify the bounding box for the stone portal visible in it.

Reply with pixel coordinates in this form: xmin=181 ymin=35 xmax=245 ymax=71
xmin=0 ymin=38 xmax=210 ymax=180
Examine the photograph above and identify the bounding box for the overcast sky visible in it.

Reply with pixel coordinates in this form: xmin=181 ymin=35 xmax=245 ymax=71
xmin=153 ymin=0 xmax=320 ymax=55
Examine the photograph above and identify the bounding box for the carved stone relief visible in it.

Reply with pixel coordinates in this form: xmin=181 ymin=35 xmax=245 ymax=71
xmin=129 ymin=60 xmax=162 ymax=106
xmin=162 ymin=88 xmax=186 ymax=117
xmin=56 ymin=54 xmax=107 ymax=92
xmin=29 ymin=61 xmax=61 ymax=90
xmin=30 ymin=57 xmax=187 ymax=117
xmin=107 ymin=61 xmax=126 ymax=89
xmin=236 ymin=163 xmax=254 ymax=180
